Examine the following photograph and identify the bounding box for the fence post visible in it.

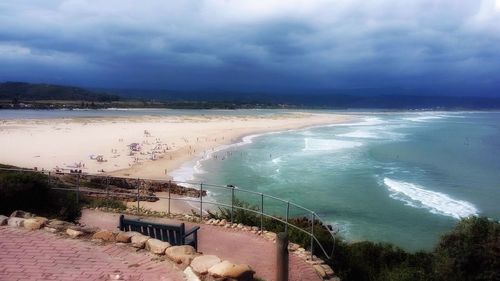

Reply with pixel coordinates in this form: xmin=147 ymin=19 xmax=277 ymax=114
xmin=260 ymin=193 xmax=264 ymax=234
xmin=231 ymin=186 xmax=235 ymax=224
xmin=311 ymin=212 xmax=315 ymax=261
xmin=168 ymin=180 xmax=171 ymax=215
xmin=285 ymin=201 xmax=290 ymax=233
xmin=276 ymin=232 xmax=289 ymax=281
xmin=106 ymin=176 xmax=110 ymax=206
xmin=199 ymin=183 xmax=203 ymax=221
xmin=136 ymin=178 xmax=140 ymax=214
xmin=76 ymin=174 xmax=80 ymax=204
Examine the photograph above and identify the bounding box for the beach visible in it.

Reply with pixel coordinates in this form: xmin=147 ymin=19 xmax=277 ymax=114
xmin=0 ymin=111 xmax=351 ymax=180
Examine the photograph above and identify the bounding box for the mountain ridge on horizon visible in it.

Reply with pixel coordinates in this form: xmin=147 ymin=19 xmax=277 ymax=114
xmin=1 ymin=81 xmax=500 ymax=110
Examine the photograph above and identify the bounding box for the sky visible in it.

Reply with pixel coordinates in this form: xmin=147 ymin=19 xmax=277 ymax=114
xmin=0 ymin=0 xmax=499 ymax=96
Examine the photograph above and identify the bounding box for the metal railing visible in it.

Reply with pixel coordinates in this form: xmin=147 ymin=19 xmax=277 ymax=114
xmin=0 ymin=167 xmax=336 ymax=259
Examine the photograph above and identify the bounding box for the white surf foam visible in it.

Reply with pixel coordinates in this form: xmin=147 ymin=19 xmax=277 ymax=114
xmin=271 ymin=157 xmax=283 ymax=164
xmin=337 ymin=130 xmax=380 ymax=139
xmin=303 ymin=138 xmax=362 ymax=152
xmin=383 ymin=178 xmax=478 ymax=219
xmin=338 ymin=128 xmax=407 ymax=140
xmin=402 ymin=112 xmax=459 ymax=123
xmin=171 ymin=130 xmax=282 ymax=183
xmin=326 ymin=116 xmax=386 ymax=128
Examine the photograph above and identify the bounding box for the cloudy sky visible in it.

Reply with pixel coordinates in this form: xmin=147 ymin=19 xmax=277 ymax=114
xmin=0 ymin=0 xmax=499 ymax=95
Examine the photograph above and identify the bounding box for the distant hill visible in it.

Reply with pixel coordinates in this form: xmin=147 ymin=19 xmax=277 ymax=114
xmin=1 ymin=81 xmax=500 ymax=109
xmin=107 ymin=87 xmax=500 ymax=110
xmin=0 ymin=82 xmax=120 ymax=102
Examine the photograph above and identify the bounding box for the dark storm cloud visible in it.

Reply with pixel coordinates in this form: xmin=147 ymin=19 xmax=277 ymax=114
xmin=0 ymin=0 xmax=499 ymax=93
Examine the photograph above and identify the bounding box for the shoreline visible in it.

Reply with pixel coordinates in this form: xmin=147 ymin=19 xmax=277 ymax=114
xmin=169 ymin=118 xmax=363 ymax=184
xmin=104 ymin=112 xmax=354 ymax=180
xmin=0 ymin=111 xmax=354 ymax=179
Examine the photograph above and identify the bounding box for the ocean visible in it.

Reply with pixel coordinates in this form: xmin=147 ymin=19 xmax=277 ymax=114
xmin=174 ymin=111 xmax=500 ymax=251
xmin=0 ymin=108 xmax=287 ymax=120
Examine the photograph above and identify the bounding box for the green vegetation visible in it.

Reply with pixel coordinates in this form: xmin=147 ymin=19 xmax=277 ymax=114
xmin=0 ymin=81 xmax=120 ymax=102
xmin=0 ymin=81 xmax=287 ymax=110
xmin=433 ymin=216 xmax=500 ymax=281
xmin=209 ymin=200 xmax=500 ymax=281
xmin=80 ymin=196 xmax=127 ymax=211
xmin=0 ymin=166 xmax=81 ymax=221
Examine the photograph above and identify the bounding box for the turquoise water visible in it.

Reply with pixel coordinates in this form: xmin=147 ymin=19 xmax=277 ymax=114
xmin=177 ymin=112 xmax=500 ymax=251
xmin=0 ymin=108 xmax=290 ymax=120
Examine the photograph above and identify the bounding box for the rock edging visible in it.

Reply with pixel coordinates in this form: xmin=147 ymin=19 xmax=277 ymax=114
xmin=2 ymin=210 xmax=255 ymax=281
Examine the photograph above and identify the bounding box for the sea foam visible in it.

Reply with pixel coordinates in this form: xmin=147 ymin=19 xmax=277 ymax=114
xmin=383 ymin=178 xmax=478 ymax=219
xmin=303 ymin=138 xmax=362 ymax=151
xmin=402 ymin=113 xmax=458 ymax=123
xmin=337 ymin=130 xmax=380 ymax=139
xmin=171 ymin=130 xmax=281 ymax=183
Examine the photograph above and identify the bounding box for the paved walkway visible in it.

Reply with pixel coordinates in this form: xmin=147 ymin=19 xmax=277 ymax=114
xmin=80 ymin=209 xmax=321 ymax=281
xmin=0 ymin=226 xmax=185 ymax=281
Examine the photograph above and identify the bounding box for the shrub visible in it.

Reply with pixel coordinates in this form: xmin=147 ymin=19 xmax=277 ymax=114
xmin=434 ymin=217 xmax=500 ymax=281
xmin=0 ymin=170 xmax=81 ymax=221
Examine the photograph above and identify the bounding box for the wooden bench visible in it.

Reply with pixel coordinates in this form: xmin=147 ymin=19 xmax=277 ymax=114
xmin=118 ymin=215 xmax=200 ymax=250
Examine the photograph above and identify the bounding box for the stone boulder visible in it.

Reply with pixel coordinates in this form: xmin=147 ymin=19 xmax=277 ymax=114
xmin=288 ymin=243 xmax=300 ymax=251
xmin=79 ymin=226 xmax=99 ymax=235
xmin=208 ymin=260 xmax=254 ymax=281
xmin=0 ymin=215 xmax=8 ymax=226
xmin=92 ymin=230 xmax=117 ymax=242
xmin=7 ymin=217 xmax=25 ymax=227
xmin=184 ymin=266 xmax=201 ymax=281
xmin=145 ymin=239 xmax=171 ymax=255
xmin=46 ymin=219 xmax=74 ymax=231
xmin=165 ymin=245 xmax=199 ymax=265
xmin=66 ymin=228 xmax=84 ymax=238
xmin=263 ymin=232 xmax=277 ymax=241
xmin=191 ymin=255 xmax=222 ymax=275
xmin=23 ymin=217 xmax=48 ymax=230
xmin=322 ymin=264 xmax=334 ymax=276
xmin=313 ymin=264 xmax=327 ymax=278
xmin=44 ymin=227 xmax=58 ymax=233
xmin=10 ymin=210 xmax=35 ymax=219
xmin=131 ymin=234 xmax=150 ymax=248
xmin=115 ymin=231 xmax=141 ymax=243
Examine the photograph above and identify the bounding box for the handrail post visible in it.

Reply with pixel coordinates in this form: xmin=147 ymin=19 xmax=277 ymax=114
xmin=136 ymin=178 xmax=140 ymax=214
xmin=106 ymin=176 xmax=110 ymax=206
xmin=276 ymin=232 xmax=289 ymax=281
xmin=76 ymin=174 xmax=80 ymax=204
xmin=231 ymin=186 xmax=235 ymax=224
xmin=311 ymin=212 xmax=315 ymax=261
xmin=260 ymin=193 xmax=264 ymax=234
xmin=285 ymin=201 xmax=290 ymax=233
xmin=168 ymin=180 xmax=171 ymax=215
xmin=199 ymin=183 xmax=203 ymax=221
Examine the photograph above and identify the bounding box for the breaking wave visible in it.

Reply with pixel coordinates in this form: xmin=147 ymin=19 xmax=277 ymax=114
xmin=383 ymin=178 xmax=478 ymax=219
xmin=303 ymin=138 xmax=362 ymax=151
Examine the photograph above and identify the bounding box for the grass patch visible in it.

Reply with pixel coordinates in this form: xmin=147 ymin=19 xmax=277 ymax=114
xmin=81 ymin=196 xmax=127 ymax=210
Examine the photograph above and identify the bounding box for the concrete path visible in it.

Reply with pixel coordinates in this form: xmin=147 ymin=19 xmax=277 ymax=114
xmin=80 ymin=209 xmax=321 ymax=281
xmin=0 ymin=226 xmax=185 ymax=281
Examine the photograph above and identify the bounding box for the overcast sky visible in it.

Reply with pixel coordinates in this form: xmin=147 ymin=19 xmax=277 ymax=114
xmin=0 ymin=0 xmax=499 ymax=95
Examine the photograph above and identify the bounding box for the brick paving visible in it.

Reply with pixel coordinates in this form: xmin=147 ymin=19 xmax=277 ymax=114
xmin=0 ymin=226 xmax=185 ymax=281
xmin=80 ymin=209 xmax=322 ymax=281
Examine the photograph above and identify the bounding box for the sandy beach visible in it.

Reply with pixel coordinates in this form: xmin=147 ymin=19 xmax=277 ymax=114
xmin=0 ymin=111 xmax=351 ymax=180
